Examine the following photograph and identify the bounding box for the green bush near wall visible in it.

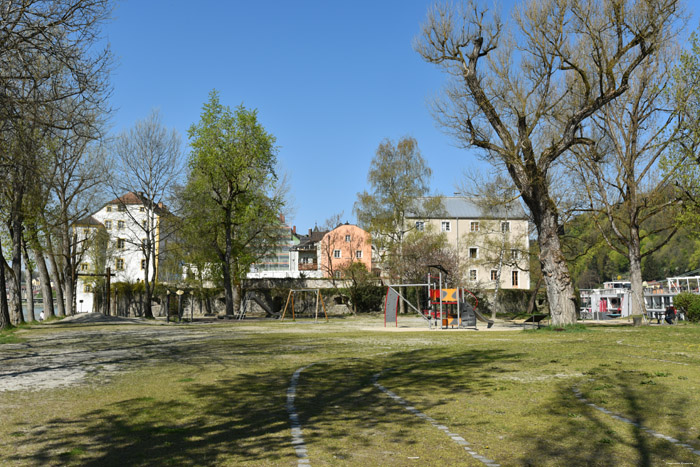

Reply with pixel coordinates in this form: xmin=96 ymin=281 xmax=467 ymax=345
xmin=672 ymin=292 xmax=700 ymax=322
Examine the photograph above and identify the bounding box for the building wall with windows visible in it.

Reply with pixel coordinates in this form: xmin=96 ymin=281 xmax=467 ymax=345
xmin=75 ymin=192 xmax=167 ymax=312
xmin=407 ymin=197 xmax=530 ymax=290
xmin=319 ymin=224 xmax=372 ymax=279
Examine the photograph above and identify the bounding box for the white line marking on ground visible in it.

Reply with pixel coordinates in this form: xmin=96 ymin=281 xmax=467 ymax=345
xmin=288 ymin=363 xmax=318 ymax=466
xmin=373 ymin=373 xmax=500 ymax=467
xmin=572 ymin=387 xmax=700 ymax=457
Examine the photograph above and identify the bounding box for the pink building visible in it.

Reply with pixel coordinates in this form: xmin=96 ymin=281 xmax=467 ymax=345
xmin=319 ymin=224 xmax=372 ymax=279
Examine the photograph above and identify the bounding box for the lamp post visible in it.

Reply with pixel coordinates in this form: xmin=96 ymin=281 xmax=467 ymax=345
xmin=166 ymin=290 xmax=170 ymax=323
xmin=79 ymin=299 xmax=83 ymax=314
xmin=176 ymin=289 xmax=184 ymax=321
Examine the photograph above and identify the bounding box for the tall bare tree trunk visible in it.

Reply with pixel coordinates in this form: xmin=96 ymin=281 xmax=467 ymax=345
xmin=628 ymin=227 xmax=646 ymax=317
xmin=22 ymin=240 xmax=35 ymax=321
xmin=11 ymin=217 xmax=25 ymax=325
xmin=30 ymin=243 xmax=54 ymax=319
xmin=46 ymin=246 xmax=66 ymax=317
xmin=535 ymin=206 xmax=577 ymax=325
xmin=0 ymin=242 xmax=12 ymax=329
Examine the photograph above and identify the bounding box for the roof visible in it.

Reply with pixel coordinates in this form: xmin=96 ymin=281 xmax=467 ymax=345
xmin=74 ymin=215 xmax=104 ymax=227
xmin=106 ymin=191 xmax=169 ymax=215
xmin=407 ymin=196 xmax=528 ymax=220
xmin=292 ymin=227 xmax=328 ymax=251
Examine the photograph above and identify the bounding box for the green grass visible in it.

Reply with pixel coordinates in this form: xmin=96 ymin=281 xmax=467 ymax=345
xmin=0 ymin=318 xmax=698 ymax=466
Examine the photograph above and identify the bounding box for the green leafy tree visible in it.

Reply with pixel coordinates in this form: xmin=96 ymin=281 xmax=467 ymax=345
xmin=183 ymin=91 xmax=283 ymax=317
xmin=354 ymin=136 xmax=441 ymax=283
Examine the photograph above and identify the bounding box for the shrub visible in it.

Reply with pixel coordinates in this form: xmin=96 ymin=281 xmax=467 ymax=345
xmin=673 ymin=292 xmax=700 ymax=323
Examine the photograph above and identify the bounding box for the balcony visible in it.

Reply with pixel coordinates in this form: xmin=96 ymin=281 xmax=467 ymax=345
xmin=299 ymin=262 xmax=318 ymax=271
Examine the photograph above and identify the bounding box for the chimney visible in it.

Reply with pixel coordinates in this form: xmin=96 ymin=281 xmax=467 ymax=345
xmin=280 ymin=214 xmax=285 ymax=223
xmin=293 ymin=225 xmax=296 ymax=234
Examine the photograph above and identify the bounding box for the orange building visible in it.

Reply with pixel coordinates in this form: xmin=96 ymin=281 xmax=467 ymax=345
xmin=319 ymin=224 xmax=372 ymax=279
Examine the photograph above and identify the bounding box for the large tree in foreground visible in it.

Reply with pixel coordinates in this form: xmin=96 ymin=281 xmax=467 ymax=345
xmin=415 ymin=0 xmax=681 ymax=325
xmin=183 ymin=91 xmax=283 ymax=317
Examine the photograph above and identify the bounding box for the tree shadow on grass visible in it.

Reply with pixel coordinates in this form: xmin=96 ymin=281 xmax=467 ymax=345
xmin=7 ymin=346 xmax=522 ymax=466
xmin=516 ymin=364 xmax=697 ymax=466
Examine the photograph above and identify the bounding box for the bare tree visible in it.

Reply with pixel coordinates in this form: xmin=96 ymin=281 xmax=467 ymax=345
xmin=110 ymin=110 xmax=184 ymax=319
xmin=569 ymin=45 xmax=689 ymax=317
xmin=415 ymin=0 xmax=682 ymax=325
xmin=0 ymin=0 xmax=112 ymax=328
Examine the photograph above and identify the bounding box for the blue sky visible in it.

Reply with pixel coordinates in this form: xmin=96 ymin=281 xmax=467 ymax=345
xmin=104 ymin=0 xmax=700 ymax=232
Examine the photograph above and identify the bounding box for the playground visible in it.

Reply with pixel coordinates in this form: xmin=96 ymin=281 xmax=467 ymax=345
xmin=1 ymin=316 xmax=699 ymax=466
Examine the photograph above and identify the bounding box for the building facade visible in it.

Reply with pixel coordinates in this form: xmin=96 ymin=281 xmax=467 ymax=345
xmin=407 ymin=197 xmax=530 ymax=290
xmin=75 ymin=192 xmax=170 ymax=312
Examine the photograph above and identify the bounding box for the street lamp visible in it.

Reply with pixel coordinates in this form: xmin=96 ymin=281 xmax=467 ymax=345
xmin=166 ymin=289 xmax=171 ymax=323
xmin=79 ymin=299 xmax=84 ymax=314
xmin=176 ymin=289 xmax=184 ymax=321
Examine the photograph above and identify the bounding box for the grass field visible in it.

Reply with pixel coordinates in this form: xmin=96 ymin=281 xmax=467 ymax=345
xmin=1 ymin=316 xmax=699 ymax=466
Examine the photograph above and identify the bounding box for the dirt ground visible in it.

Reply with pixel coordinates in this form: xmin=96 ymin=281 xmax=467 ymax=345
xmin=0 ymin=312 xmax=542 ymax=394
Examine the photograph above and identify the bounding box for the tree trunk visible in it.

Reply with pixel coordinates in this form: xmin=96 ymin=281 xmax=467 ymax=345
xmin=628 ymin=228 xmax=646 ymax=317
xmin=0 ymin=241 xmax=12 ymax=329
xmin=11 ymin=217 xmax=25 ymax=325
xmin=527 ymin=275 xmax=544 ymax=315
xmin=22 ymin=241 xmax=35 ymax=321
xmin=143 ymin=262 xmax=154 ymax=319
xmin=46 ymin=250 xmax=65 ymax=317
xmin=61 ymin=229 xmax=75 ymax=316
xmin=29 ymin=241 xmax=54 ymax=319
xmin=531 ymin=201 xmax=577 ymax=326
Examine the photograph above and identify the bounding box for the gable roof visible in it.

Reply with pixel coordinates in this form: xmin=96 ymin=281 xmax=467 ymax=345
xmin=74 ymin=215 xmax=104 ymax=227
xmin=106 ymin=191 xmax=169 ymax=215
xmin=408 ymin=196 xmax=528 ymax=220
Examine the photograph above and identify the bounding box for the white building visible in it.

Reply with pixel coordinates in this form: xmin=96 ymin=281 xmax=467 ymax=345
xmin=74 ymin=192 xmax=170 ymax=313
xmin=406 ymin=197 xmax=531 ymax=290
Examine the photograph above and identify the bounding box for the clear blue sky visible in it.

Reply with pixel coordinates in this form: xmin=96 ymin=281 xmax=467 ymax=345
xmin=104 ymin=0 xmax=700 ymax=232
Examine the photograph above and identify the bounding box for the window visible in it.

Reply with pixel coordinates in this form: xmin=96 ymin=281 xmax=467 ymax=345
xmin=491 ymin=270 xmax=498 ymax=281
xmin=469 ymin=247 xmax=478 ymax=259
xmin=141 ymin=259 xmax=146 ymax=270
xmin=106 ymin=206 xmax=112 ymax=212
xmin=117 ymin=220 xmax=125 ymax=230
xmin=415 ymin=221 xmax=425 ymax=231
xmin=118 ymin=204 xmax=126 ymax=212
xmin=300 ymin=257 xmax=312 ymax=264
xmin=84 ymin=284 xmax=92 ymax=293
xmin=441 ymin=221 xmax=451 ymax=232
xmin=116 ymin=258 xmax=125 ymax=270
xmin=83 ymin=228 xmax=90 ymax=237
xmin=81 ymin=263 xmax=89 ymax=271
xmin=511 ymin=249 xmax=519 ymax=260
xmin=333 ymin=249 xmax=341 ymax=259
xmin=334 ymin=270 xmax=342 ymax=279
xmin=356 ymin=250 xmax=363 ymax=259
xmin=469 ymin=269 xmax=477 ymax=281
xmin=501 ymin=221 xmax=510 ymax=233
xmin=104 ymin=220 xmax=112 ymax=230
xmin=470 ymin=221 xmax=479 ymax=232
xmin=142 ymin=220 xmax=147 ymax=229
xmin=139 ymin=206 xmax=145 ymax=212
xmin=512 ymin=270 xmax=519 ymax=287
xmin=345 ymin=235 xmax=351 ymax=242
xmin=116 ymin=238 xmax=125 ymax=249
xmin=141 ymin=238 xmax=147 ymax=247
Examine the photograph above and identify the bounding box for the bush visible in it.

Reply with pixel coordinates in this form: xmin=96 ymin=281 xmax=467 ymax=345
xmin=673 ymin=292 xmax=700 ymax=323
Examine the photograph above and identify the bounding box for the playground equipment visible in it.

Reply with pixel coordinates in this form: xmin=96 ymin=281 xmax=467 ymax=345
xmin=384 ymin=265 xmax=493 ymax=329
xmin=281 ymin=289 xmax=328 ymax=322
xmin=237 ymin=292 xmax=280 ymax=320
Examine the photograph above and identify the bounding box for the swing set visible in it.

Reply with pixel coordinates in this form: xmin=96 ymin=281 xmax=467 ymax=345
xmin=280 ymin=289 xmax=328 ymax=322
